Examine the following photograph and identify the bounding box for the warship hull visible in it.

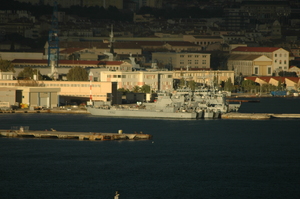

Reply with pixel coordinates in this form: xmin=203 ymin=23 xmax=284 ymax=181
xmin=87 ymin=107 xmax=197 ymax=119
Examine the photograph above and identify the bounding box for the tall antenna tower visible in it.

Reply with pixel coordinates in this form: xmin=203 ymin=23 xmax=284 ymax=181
xmin=47 ymin=1 xmax=59 ymax=79
xmin=109 ymin=24 xmax=115 ymax=54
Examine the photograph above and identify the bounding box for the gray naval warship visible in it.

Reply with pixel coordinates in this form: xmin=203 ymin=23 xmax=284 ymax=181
xmin=87 ymin=88 xmax=241 ymax=119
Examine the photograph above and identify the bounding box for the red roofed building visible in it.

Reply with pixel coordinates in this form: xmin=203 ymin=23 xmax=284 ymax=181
xmin=244 ymin=76 xmax=300 ymax=90
xmin=230 ymin=47 xmax=290 ymax=76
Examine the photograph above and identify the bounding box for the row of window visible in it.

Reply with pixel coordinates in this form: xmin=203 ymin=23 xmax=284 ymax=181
xmin=274 ymin=60 xmax=287 ymax=64
xmin=179 ymin=66 xmax=208 ymax=68
xmin=45 ymin=84 xmax=101 ymax=87
xmin=0 ymin=83 xmax=101 ymax=87
xmin=62 ymin=94 xmax=106 ymax=97
xmin=179 ymin=55 xmax=207 ymax=58
xmin=274 ymin=53 xmax=287 ymax=57
xmin=180 ymin=60 xmax=207 ymax=64
xmin=107 ymin=75 xmax=173 ymax=78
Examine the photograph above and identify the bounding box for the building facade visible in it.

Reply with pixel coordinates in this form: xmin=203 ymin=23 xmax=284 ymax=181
xmin=230 ymin=47 xmax=290 ymax=76
xmin=99 ymin=70 xmax=174 ymax=91
xmin=152 ymin=52 xmax=211 ymax=70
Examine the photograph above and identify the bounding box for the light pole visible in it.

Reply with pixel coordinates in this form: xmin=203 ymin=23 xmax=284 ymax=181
xmin=89 ymin=71 xmax=93 ymax=106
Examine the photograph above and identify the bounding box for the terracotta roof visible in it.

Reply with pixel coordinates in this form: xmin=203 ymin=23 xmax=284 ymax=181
xmin=257 ymin=76 xmax=272 ymax=83
xmin=11 ymin=59 xmax=48 ymax=64
xmin=232 ymin=47 xmax=281 ymax=52
xmin=60 ymin=48 xmax=85 ymax=54
xmin=166 ymin=41 xmax=199 ymax=46
xmin=228 ymin=54 xmax=262 ymax=60
xmin=244 ymin=76 xmax=257 ymax=81
xmin=59 ymin=41 xmax=141 ymax=49
xmin=285 ymin=77 xmax=300 ymax=83
xmin=271 ymin=76 xmax=286 ymax=82
xmin=11 ymin=59 xmax=125 ymax=65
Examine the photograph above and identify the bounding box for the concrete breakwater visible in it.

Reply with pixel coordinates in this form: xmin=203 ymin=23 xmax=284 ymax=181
xmin=0 ymin=109 xmax=89 ymax=114
xmin=222 ymin=113 xmax=300 ymax=120
xmin=0 ymin=128 xmax=152 ymax=141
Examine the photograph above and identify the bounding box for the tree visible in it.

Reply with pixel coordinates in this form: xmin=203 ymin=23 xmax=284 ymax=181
xmin=241 ymin=79 xmax=257 ymax=92
xmin=132 ymin=85 xmax=140 ymax=93
xmin=17 ymin=67 xmax=41 ymax=80
xmin=224 ymin=77 xmax=234 ymax=91
xmin=118 ymin=88 xmax=130 ymax=95
xmin=140 ymin=84 xmax=151 ymax=93
xmin=66 ymin=66 xmax=88 ymax=81
xmin=0 ymin=59 xmax=15 ymax=72
xmin=187 ymin=80 xmax=196 ymax=91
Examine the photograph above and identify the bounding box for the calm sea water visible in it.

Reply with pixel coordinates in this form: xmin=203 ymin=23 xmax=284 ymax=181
xmin=1 ymin=97 xmax=300 ymax=199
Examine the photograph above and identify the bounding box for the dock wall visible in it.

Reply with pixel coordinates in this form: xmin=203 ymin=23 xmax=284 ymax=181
xmin=0 ymin=130 xmax=152 ymax=141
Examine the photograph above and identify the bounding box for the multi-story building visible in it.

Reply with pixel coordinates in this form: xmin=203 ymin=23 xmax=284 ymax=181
xmin=229 ymin=47 xmax=290 ymax=76
xmin=240 ymin=0 xmax=291 ymax=24
xmin=183 ymin=35 xmax=223 ymax=50
xmin=152 ymin=52 xmax=211 ymax=70
xmin=99 ymin=70 xmax=174 ymax=91
xmin=172 ymin=70 xmax=235 ymax=88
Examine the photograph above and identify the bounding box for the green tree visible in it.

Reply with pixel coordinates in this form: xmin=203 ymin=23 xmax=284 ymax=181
xmin=0 ymin=59 xmax=15 ymax=72
xmin=118 ymin=88 xmax=130 ymax=95
xmin=132 ymin=85 xmax=140 ymax=93
xmin=241 ymin=79 xmax=257 ymax=92
xmin=224 ymin=77 xmax=234 ymax=91
xmin=187 ymin=80 xmax=196 ymax=91
xmin=66 ymin=66 xmax=88 ymax=81
xmin=17 ymin=67 xmax=41 ymax=79
xmin=179 ymin=78 xmax=185 ymax=88
xmin=140 ymin=84 xmax=151 ymax=93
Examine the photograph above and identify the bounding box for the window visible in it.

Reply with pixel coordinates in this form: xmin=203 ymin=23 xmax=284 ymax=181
xmin=195 ymin=60 xmax=198 ymax=64
xmin=284 ymin=60 xmax=286 ymax=64
xmin=180 ymin=55 xmax=184 ymax=57
xmin=202 ymin=55 xmax=206 ymax=58
xmin=168 ymin=75 xmax=172 ymax=78
xmin=195 ymin=55 xmax=199 ymax=58
xmin=188 ymin=55 xmax=192 ymax=58
xmin=275 ymin=54 xmax=277 ymax=57
xmin=180 ymin=61 xmax=184 ymax=64
xmin=188 ymin=60 xmax=192 ymax=64
xmin=254 ymin=67 xmax=258 ymax=74
xmin=268 ymin=67 xmax=271 ymax=74
xmin=202 ymin=60 xmax=206 ymax=64
xmin=107 ymin=75 xmax=111 ymax=78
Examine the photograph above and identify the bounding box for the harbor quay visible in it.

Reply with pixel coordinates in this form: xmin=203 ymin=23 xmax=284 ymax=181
xmin=221 ymin=113 xmax=300 ymax=120
xmin=1 ymin=108 xmax=300 ymax=119
xmin=0 ymin=127 xmax=152 ymax=141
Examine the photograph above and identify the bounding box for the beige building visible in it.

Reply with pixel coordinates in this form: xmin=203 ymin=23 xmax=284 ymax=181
xmin=173 ymin=70 xmax=235 ymax=87
xmin=152 ymin=52 xmax=211 ymax=69
xmin=0 ymin=71 xmax=14 ymax=80
xmin=0 ymin=52 xmax=44 ymax=61
xmin=183 ymin=35 xmax=223 ymax=50
xmin=99 ymin=70 xmax=174 ymax=91
xmin=230 ymin=47 xmax=290 ymax=76
xmin=0 ymin=80 xmax=117 ymax=106
xmin=228 ymin=55 xmax=273 ymax=76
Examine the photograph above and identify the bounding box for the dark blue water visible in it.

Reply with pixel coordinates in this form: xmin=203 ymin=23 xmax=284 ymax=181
xmin=1 ymin=98 xmax=300 ymax=199
xmin=238 ymin=97 xmax=300 ymax=113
